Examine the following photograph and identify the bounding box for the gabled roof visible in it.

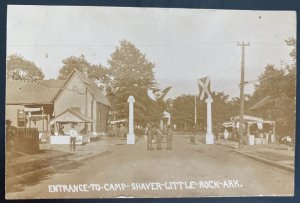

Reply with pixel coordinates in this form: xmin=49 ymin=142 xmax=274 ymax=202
xmin=6 ymin=79 xmax=64 ymax=105
xmin=74 ymin=70 xmax=111 ymax=107
xmin=75 ymin=69 xmax=92 ymax=85
xmin=49 ymin=108 xmax=93 ymax=125
xmin=6 ymin=69 xmax=111 ymax=107
xmin=248 ymin=96 xmax=272 ymax=111
xmin=40 ymin=79 xmax=65 ymax=88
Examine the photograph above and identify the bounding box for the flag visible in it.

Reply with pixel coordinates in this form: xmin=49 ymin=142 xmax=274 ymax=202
xmin=147 ymin=89 xmax=157 ymax=101
xmin=147 ymin=86 xmax=172 ymax=102
xmin=159 ymin=86 xmax=172 ymax=101
xmin=197 ymin=77 xmax=211 ymax=100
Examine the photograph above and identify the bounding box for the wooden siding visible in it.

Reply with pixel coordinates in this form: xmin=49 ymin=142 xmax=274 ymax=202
xmin=54 ymin=72 xmax=107 ymax=133
xmin=54 ymin=73 xmax=87 ymax=116
xmin=96 ymin=103 xmax=109 ymax=132
xmin=6 ymin=105 xmax=23 ymax=126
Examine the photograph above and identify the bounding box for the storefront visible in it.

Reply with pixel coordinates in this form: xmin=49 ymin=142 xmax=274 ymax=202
xmin=223 ymin=115 xmax=275 ymax=145
xmin=108 ymin=118 xmax=128 ymax=137
xmin=49 ymin=108 xmax=93 ymax=145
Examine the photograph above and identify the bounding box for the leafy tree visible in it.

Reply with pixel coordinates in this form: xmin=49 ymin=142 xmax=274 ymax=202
xmin=6 ymin=53 xmax=44 ymax=80
xmin=171 ymin=95 xmax=196 ymax=129
xmin=210 ymin=92 xmax=230 ymax=125
xmin=285 ymin=37 xmax=296 ymax=99
xmin=248 ymin=38 xmax=296 ymax=137
xmin=170 ymin=92 xmax=234 ymax=130
xmin=249 ymin=65 xmax=294 ymax=136
xmin=285 ymin=37 xmax=296 ymax=61
xmin=107 ymin=40 xmax=161 ymax=124
xmin=57 ymin=55 xmax=110 ymax=93
xmin=165 ymin=98 xmax=174 ymax=112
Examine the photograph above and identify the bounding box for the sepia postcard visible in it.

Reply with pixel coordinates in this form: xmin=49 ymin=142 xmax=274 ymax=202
xmin=5 ymin=5 xmax=296 ymax=199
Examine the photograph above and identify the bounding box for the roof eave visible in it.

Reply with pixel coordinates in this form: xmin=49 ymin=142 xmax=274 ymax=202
xmin=6 ymin=102 xmax=54 ymax=105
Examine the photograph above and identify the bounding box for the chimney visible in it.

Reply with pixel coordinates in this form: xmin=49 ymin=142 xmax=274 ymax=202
xmin=82 ymin=65 xmax=88 ymax=77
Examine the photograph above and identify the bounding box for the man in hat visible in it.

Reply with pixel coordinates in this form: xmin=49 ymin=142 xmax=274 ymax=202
xmin=69 ymin=123 xmax=78 ymax=152
xmin=166 ymin=125 xmax=173 ymax=150
xmin=6 ymin=120 xmax=17 ymax=160
xmin=120 ymin=123 xmax=126 ymax=138
xmin=154 ymin=124 xmax=163 ymax=150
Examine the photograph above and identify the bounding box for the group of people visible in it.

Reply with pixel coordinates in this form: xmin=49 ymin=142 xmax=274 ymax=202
xmin=145 ymin=124 xmax=173 ymax=151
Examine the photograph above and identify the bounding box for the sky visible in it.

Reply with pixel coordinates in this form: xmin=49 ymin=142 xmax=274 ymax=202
xmin=6 ymin=5 xmax=296 ymax=98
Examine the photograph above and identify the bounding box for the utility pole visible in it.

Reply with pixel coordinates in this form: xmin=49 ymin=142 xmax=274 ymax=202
xmin=237 ymin=41 xmax=250 ymax=149
xmin=194 ymin=94 xmax=197 ymax=127
xmin=194 ymin=94 xmax=197 ymax=141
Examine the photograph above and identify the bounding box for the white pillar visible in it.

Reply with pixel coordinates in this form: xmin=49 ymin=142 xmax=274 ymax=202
xmin=127 ymin=96 xmax=135 ymax=144
xmin=206 ymin=97 xmax=214 ymax=144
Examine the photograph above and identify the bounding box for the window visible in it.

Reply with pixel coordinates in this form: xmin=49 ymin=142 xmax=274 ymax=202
xmin=17 ymin=109 xmax=26 ymax=127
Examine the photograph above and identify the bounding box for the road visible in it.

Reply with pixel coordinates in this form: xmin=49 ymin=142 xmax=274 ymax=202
xmin=6 ymin=134 xmax=294 ymax=199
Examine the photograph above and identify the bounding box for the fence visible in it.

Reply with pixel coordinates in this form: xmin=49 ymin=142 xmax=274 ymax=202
xmin=14 ymin=127 xmax=40 ymax=153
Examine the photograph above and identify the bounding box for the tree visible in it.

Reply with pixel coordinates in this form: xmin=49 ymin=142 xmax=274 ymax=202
xmin=249 ymin=65 xmax=294 ymax=136
xmin=57 ymin=55 xmax=110 ymax=93
xmin=171 ymin=95 xmax=196 ymax=129
xmin=58 ymin=55 xmax=90 ymax=80
xmin=210 ymin=91 xmax=231 ymax=125
xmin=107 ymin=40 xmax=161 ymax=124
xmin=6 ymin=54 xmax=45 ymax=80
xmin=170 ymin=92 xmax=233 ymax=130
xmin=248 ymin=38 xmax=296 ymax=137
xmin=285 ymin=37 xmax=296 ymax=61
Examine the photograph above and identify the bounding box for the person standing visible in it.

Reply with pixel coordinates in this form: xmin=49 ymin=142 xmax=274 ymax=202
xmin=69 ymin=123 xmax=78 ymax=153
xmin=155 ymin=125 xmax=163 ymax=150
xmin=146 ymin=124 xmax=154 ymax=150
xmin=166 ymin=125 xmax=173 ymax=150
xmin=120 ymin=123 xmax=126 ymax=138
xmin=6 ymin=120 xmax=16 ymax=161
xmin=59 ymin=125 xmax=65 ymax=135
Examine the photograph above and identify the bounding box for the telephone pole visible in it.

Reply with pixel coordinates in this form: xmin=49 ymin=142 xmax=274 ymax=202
xmin=237 ymin=41 xmax=250 ymax=149
xmin=194 ymin=94 xmax=197 ymax=127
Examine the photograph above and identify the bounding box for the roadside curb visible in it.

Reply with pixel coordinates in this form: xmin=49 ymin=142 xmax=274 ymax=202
xmin=6 ymin=148 xmax=109 ymax=189
xmin=219 ymin=142 xmax=294 ymax=173
xmin=233 ymin=150 xmax=294 ymax=173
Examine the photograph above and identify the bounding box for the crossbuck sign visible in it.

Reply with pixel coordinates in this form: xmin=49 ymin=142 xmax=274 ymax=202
xmin=197 ymin=77 xmax=211 ymax=100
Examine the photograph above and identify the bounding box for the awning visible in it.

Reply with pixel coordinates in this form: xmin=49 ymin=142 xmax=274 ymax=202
xmin=223 ymin=122 xmax=235 ymax=127
xmin=231 ymin=115 xmax=264 ymax=123
xmin=24 ymin=107 xmax=43 ymax=112
xmin=162 ymin=111 xmax=171 ymax=118
xmin=230 ymin=115 xmax=274 ymax=125
xmin=50 ymin=109 xmax=93 ymax=125
xmin=109 ymin=118 xmax=127 ymax=125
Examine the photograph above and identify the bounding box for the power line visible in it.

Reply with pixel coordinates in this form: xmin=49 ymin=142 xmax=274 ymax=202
xmin=208 ymin=46 xmax=238 ymax=82
xmin=7 ymin=41 xmax=290 ymax=48
xmin=244 ymin=72 xmax=289 ymax=85
xmin=213 ymin=55 xmax=241 ymax=90
xmin=251 ymin=42 xmax=289 ymax=46
xmin=6 ymin=42 xmax=234 ymax=47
